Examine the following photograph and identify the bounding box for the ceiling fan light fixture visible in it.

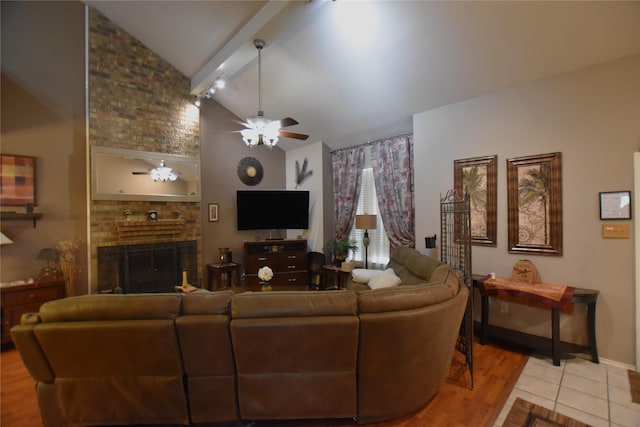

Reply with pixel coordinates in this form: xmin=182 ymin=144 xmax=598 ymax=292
xmin=241 ymin=128 xmax=260 ymax=147
xmin=247 ymin=114 xmax=272 ymax=131
xmin=262 ymin=128 xmax=279 ymax=149
xmin=150 ymin=160 xmax=178 ymax=182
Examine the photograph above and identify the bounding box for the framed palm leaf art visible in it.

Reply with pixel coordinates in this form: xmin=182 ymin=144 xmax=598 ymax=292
xmin=507 ymin=152 xmax=562 ymax=256
xmin=454 ymin=155 xmax=497 ymax=246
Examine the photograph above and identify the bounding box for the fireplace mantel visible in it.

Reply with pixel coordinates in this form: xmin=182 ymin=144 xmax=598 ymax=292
xmin=116 ymin=219 xmax=185 ymax=239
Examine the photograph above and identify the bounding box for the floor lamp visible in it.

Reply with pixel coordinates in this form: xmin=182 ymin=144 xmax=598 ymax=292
xmin=355 ymin=214 xmax=377 ymax=269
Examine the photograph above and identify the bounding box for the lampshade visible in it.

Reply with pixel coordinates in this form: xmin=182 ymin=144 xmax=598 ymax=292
xmin=0 ymin=232 xmax=13 ymax=245
xmin=356 ymin=214 xmax=377 ymax=230
xmin=37 ymin=248 xmax=58 ymax=261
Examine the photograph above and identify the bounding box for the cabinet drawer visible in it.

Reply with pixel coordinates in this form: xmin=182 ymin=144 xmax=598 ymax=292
xmin=277 ymin=272 xmax=307 ymax=286
xmin=245 ymin=253 xmax=279 ymax=273
xmin=3 ymin=286 xmax=61 ymax=306
xmin=282 ymin=252 xmax=307 ymax=270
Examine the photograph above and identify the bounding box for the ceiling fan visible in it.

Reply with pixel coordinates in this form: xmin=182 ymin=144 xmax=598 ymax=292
xmin=132 ymin=160 xmax=181 ymax=182
xmin=240 ymin=39 xmax=309 ymax=149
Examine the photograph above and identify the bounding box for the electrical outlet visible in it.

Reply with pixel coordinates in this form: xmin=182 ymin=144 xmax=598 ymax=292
xmin=500 ymin=302 xmax=509 ymax=314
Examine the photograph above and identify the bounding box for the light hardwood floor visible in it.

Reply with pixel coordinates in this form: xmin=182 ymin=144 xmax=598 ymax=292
xmin=0 ymin=339 xmax=529 ymax=427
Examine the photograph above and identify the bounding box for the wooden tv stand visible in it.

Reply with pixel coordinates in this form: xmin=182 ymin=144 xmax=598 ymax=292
xmin=243 ymin=239 xmax=308 ymax=289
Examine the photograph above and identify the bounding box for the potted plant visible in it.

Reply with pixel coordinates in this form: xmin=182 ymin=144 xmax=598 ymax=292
xmin=325 ymin=238 xmax=357 ymax=266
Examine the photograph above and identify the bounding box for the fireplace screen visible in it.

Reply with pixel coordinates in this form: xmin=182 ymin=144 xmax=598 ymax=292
xmin=97 ymin=241 xmax=197 ymax=293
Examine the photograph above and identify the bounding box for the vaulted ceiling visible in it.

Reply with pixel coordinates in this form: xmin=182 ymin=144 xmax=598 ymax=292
xmin=86 ymin=1 xmax=640 ymax=151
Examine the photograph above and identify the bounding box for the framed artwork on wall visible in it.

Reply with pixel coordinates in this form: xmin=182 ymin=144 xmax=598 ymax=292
xmin=0 ymin=154 xmax=36 ymax=206
xmin=208 ymin=203 xmax=219 ymax=222
xmin=599 ymin=191 xmax=631 ymax=220
xmin=507 ymin=152 xmax=562 ymax=256
xmin=454 ymin=155 xmax=497 ymax=246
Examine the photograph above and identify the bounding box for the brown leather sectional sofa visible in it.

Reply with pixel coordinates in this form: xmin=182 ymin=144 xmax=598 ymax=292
xmin=12 ymin=249 xmax=468 ymax=426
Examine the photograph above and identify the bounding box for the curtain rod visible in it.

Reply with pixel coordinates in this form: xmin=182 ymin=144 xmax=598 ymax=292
xmin=330 ymin=132 xmax=413 ymax=154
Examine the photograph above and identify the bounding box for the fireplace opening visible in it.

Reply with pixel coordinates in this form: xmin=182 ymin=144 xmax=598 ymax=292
xmin=97 ymin=241 xmax=197 ymax=293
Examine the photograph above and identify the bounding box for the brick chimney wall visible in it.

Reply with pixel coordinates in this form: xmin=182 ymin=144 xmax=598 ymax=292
xmin=88 ymin=8 xmax=201 ymax=292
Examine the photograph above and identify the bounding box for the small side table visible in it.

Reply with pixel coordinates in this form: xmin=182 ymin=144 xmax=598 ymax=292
xmin=207 ymin=263 xmax=241 ymax=290
xmin=322 ymin=265 xmax=350 ymax=290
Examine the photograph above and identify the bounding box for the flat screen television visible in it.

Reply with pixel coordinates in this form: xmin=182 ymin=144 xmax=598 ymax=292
xmin=236 ymin=190 xmax=309 ymax=230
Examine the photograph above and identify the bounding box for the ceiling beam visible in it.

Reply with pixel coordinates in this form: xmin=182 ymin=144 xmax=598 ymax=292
xmin=190 ymin=1 xmax=291 ymax=95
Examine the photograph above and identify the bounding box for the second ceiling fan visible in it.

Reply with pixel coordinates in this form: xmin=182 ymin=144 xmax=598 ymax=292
xmin=240 ymin=39 xmax=308 ymax=149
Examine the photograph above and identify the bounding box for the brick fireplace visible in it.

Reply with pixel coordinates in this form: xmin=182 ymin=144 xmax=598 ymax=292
xmin=87 ymin=8 xmax=202 ymax=294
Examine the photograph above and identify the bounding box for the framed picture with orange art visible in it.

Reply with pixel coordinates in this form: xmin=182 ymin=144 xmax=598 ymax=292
xmin=0 ymin=154 xmax=36 ymax=206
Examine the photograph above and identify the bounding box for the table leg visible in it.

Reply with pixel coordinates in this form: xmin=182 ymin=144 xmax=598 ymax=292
xmin=213 ymin=270 xmax=222 ymax=290
xmin=587 ymin=301 xmax=599 ymax=363
xmin=207 ymin=272 xmax=213 ymax=291
xmin=552 ymin=308 xmax=560 ymax=366
xmin=480 ymin=294 xmax=488 ymax=345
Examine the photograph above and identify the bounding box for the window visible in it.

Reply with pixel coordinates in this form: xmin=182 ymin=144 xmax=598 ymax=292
xmin=349 ymin=168 xmax=390 ymax=268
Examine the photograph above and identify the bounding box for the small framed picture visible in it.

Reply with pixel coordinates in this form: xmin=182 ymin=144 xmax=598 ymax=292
xmin=208 ymin=203 xmax=219 ymax=222
xmin=599 ymin=191 xmax=631 ymax=220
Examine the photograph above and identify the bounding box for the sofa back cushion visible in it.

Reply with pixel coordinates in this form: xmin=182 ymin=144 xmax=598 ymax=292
xmin=39 ymin=293 xmax=182 ymax=322
xmin=231 ymin=291 xmax=359 ymax=420
xmin=30 ymin=294 xmax=189 ymax=425
xmin=387 ymin=246 xmax=416 ymax=274
xmin=232 ymin=290 xmax=357 ymax=318
xmin=177 ymin=291 xmax=237 ymax=423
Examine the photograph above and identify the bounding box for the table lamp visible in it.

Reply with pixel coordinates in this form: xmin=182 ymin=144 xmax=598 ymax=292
xmin=355 ymin=214 xmax=377 ymax=269
xmin=37 ymin=248 xmax=58 ymax=277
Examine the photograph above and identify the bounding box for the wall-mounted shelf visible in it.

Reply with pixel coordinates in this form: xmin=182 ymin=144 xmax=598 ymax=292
xmin=1 ymin=212 xmax=43 ymax=228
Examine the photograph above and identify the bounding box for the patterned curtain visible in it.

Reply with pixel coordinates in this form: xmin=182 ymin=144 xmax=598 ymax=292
xmin=371 ymin=135 xmax=415 ymax=249
xmin=331 ymin=146 xmax=365 ymax=239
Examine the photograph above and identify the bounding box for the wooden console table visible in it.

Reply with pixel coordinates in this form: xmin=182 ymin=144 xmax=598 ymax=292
xmin=473 ymin=275 xmax=598 ymax=366
xmin=1 ymin=279 xmax=65 ymax=344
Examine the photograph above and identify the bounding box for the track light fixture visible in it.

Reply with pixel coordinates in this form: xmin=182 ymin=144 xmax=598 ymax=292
xmin=194 ymin=75 xmax=226 ymax=108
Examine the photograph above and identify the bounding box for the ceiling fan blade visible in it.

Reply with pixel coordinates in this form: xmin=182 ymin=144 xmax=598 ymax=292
xmin=279 ymin=130 xmax=309 ymax=140
xmin=279 ymin=117 xmax=299 ymax=128
xmin=132 ymin=171 xmax=150 ymax=175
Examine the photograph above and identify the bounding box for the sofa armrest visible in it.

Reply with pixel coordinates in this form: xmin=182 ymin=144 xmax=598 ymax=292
xmin=357 ymin=279 xmax=461 ymax=314
xmin=11 ymin=324 xmax=55 ymax=383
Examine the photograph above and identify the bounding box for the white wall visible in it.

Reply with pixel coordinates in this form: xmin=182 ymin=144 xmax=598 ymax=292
xmin=414 ymin=54 xmax=640 ymax=365
xmin=286 ymin=141 xmax=332 ymax=252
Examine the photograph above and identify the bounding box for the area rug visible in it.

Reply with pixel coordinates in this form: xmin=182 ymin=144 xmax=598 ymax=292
xmin=502 ymin=397 xmax=591 ymax=427
xmin=628 ymin=369 xmax=640 ymax=403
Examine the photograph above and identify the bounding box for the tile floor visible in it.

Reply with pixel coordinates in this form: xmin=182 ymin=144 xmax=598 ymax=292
xmin=495 ymin=355 xmax=640 ymax=427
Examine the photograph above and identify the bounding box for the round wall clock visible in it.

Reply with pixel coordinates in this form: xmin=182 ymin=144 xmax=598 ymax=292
xmin=237 ymin=157 xmax=263 ymax=186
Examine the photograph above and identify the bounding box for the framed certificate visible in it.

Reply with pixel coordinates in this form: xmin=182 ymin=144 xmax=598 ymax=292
xmin=599 ymin=191 xmax=631 ymax=220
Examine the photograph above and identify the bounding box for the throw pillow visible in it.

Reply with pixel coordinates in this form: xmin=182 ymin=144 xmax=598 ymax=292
xmin=368 ymin=268 xmax=402 ymax=289
xmin=352 ymin=268 xmax=385 ymax=283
